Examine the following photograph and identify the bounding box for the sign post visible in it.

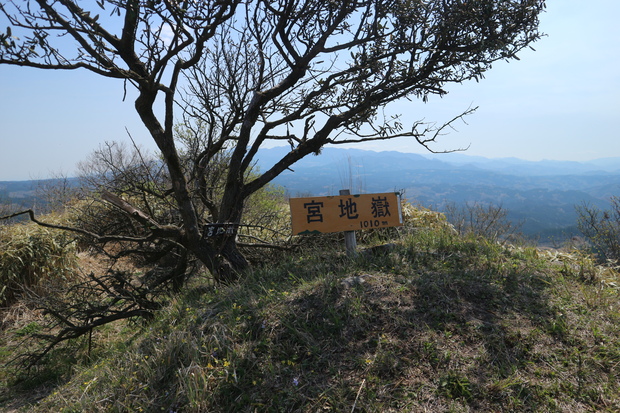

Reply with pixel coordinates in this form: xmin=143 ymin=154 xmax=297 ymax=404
xmin=339 ymin=189 xmax=358 ymax=257
xmin=289 ymin=191 xmax=403 ymax=256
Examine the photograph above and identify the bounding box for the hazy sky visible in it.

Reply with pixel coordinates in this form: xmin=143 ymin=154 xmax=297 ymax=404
xmin=1 ymin=0 xmax=618 ymax=181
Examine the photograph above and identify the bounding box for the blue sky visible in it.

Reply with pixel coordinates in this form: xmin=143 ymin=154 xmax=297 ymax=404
xmin=1 ymin=0 xmax=619 ymax=181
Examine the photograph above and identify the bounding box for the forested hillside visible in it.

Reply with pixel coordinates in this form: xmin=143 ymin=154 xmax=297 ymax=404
xmin=3 ymin=149 xmax=619 ymax=244
xmin=257 ymin=147 xmax=620 ymax=242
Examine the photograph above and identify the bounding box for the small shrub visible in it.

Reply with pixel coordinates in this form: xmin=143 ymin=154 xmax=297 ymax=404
xmin=356 ymin=201 xmax=455 ymax=246
xmin=576 ymin=197 xmax=620 ymax=263
xmin=0 ymin=216 xmax=77 ymax=306
xmin=444 ymin=201 xmax=522 ymax=244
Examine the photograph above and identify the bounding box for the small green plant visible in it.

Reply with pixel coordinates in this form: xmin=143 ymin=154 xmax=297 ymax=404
xmin=438 ymin=371 xmax=473 ymax=401
xmin=15 ymin=322 xmax=42 ymax=337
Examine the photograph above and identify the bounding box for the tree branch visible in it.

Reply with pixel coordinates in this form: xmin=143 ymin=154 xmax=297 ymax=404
xmin=0 ymin=209 xmax=151 ymax=243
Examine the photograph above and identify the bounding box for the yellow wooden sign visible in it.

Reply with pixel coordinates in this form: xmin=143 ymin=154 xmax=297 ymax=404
xmin=289 ymin=192 xmax=402 ymax=235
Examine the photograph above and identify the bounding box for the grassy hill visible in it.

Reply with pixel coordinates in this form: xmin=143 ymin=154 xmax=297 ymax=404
xmin=1 ymin=210 xmax=619 ymax=412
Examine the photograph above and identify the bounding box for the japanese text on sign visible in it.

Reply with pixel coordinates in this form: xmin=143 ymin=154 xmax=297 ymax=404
xmin=202 ymin=223 xmax=237 ymax=239
xmin=289 ymin=192 xmax=402 ymax=235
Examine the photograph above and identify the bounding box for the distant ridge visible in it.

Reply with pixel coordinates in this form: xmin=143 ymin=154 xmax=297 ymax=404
xmin=256 ymin=146 xmax=620 ymax=176
xmin=255 ymin=147 xmax=620 ymax=241
xmin=2 ymin=148 xmax=619 ymax=243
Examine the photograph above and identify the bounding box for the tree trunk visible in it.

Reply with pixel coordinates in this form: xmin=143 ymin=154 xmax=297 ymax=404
xmin=220 ymin=236 xmax=250 ymax=272
xmin=186 ymin=236 xmax=247 ymax=284
xmin=135 ymin=90 xmax=253 ymax=284
xmin=200 ymin=182 xmax=250 ymax=281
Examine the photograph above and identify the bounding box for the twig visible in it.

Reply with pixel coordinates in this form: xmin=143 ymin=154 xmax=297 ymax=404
xmin=351 ymin=378 xmax=366 ymax=413
xmin=237 ymin=241 xmax=295 ymax=251
xmin=0 ymin=209 xmax=153 ymax=243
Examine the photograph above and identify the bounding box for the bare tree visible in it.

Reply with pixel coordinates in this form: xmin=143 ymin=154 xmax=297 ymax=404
xmin=0 ymin=0 xmax=546 ymax=281
xmin=576 ymin=197 xmax=620 ymax=263
xmin=444 ymin=201 xmax=523 ymax=244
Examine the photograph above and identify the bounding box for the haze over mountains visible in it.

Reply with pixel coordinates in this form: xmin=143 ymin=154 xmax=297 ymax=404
xmin=2 ymin=147 xmax=619 ymax=244
xmin=255 ymin=147 xmax=620 ymax=242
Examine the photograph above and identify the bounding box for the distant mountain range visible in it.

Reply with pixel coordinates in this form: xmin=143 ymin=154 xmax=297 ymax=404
xmin=254 ymin=147 xmax=620 ymax=243
xmin=2 ymin=148 xmax=619 ymax=244
xmin=0 ymin=178 xmax=80 ymax=216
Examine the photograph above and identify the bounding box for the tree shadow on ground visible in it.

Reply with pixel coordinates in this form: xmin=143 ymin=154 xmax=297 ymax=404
xmin=227 ymin=249 xmax=566 ymax=411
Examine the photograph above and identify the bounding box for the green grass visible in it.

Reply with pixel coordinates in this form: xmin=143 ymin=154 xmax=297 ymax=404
xmin=1 ymin=226 xmax=619 ymax=412
xmin=0 ymin=215 xmax=78 ymax=307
